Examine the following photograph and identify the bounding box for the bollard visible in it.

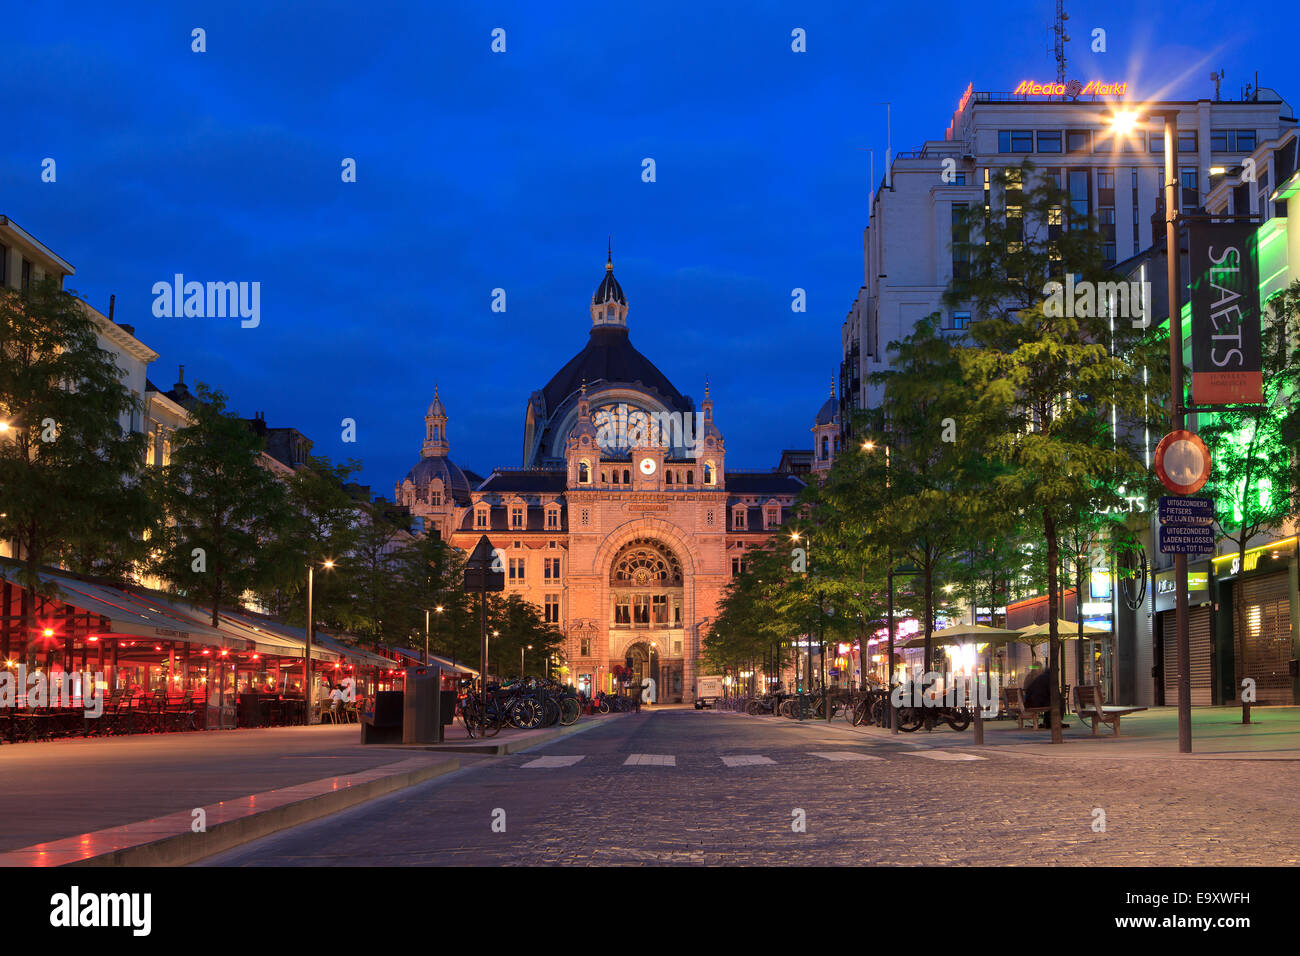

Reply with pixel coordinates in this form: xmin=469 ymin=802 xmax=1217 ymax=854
xmin=1242 ymin=701 xmax=1252 ymax=725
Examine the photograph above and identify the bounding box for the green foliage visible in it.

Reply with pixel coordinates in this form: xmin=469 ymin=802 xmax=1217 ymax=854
xmin=150 ymin=383 xmax=292 ymax=626
xmin=0 ymin=279 xmax=153 ymax=594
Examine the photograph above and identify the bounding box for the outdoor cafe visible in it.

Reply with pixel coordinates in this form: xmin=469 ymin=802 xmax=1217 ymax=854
xmin=0 ymin=559 xmax=394 ymax=744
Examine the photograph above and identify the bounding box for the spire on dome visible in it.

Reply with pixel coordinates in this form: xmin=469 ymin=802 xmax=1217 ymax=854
xmin=591 ymin=240 xmax=628 ymax=328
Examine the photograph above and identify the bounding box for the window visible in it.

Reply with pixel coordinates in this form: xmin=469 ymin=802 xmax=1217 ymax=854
xmin=623 ymin=469 xmax=630 ymax=484
xmin=509 ymin=557 xmax=525 ymax=582
xmin=1097 ymin=171 xmax=1115 ymax=191
xmin=1036 ymin=131 xmax=1062 ymax=153
xmin=703 ymin=462 xmax=714 ymax=484
xmin=0 ymin=244 xmax=7 ymax=286
xmin=580 ymin=508 xmax=590 ymax=526
xmin=732 ymin=556 xmax=743 ymax=576
xmin=544 ymin=594 xmax=560 ymax=624
xmin=549 ymin=540 xmax=557 ymax=548
xmin=546 ymin=508 xmax=559 ymax=529
xmin=430 ymin=490 xmax=442 ymax=506
xmin=510 ymin=506 xmax=524 ymax=529
xmin=820 ymin=436 xmax=829 ymax=459
xmin=474 ymin=508 xmax=489 ymax=529
xmin=951 ymin=310 xmax=971 ymax=330
xmin=1178 ymin=130 xmax=1198 ymax=153
xmin=732 ymin=507 xmax=747 ymax=530
xmin=1149 ymin=132 xmax=1164 ymax=154
xmin=765 ymin=507 xmax=779 ymax=528
xmin=21 ymin=258 xmax=32 ymax=290
xmin=706 ymin=509 xmax=714 ymax=526
xmin=652 ymin=594 xmax=669 ymax=624
xmin=1211 ymin=129 xmax=1256 ymax=152
xmin=614 ymin=596 xmax=631 ymax=625
xmin=1098 ymin=207 xmax=1116 ymax=225
xmin=633 ymin=595 xmax=650 ymax=625
xmin=1103 ymin=242 xmax=1116 ymax=261
xmin=544 ymin=556 xmax=561 ymax=580
xmin=609 ymin=470 xmax=618 ymax=485
xmin=951 ymin=202 xmax=970 ymax=280
xmin=578 ymin=461 xmax=590 ymax=483
xmin=998 ymin=130 xmax=1034 ymax=153
xmin=1066 ymin=130 xmax=1091 ymax=153
xmin=1180 ymin=166 xmax=1198 ymax=209
xmin=580 ymin=637 xmax=591 ymax=657
xmin=1068 ymin=169 xmax=1090 ymax=221
xmin=686 ymin=470 xmax=693 ymax=484
xmin=951 ymin=172 xmax=967 ymax=185
xmin=665 ymin=470 xmax=673 ymax=485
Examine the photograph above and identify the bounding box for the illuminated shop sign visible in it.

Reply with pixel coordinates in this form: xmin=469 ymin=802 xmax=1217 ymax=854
xmin=1013 ymin=80 xmax=1128 ymax=97
xmin=1154 ymin=569 xmax=1211 ymax=612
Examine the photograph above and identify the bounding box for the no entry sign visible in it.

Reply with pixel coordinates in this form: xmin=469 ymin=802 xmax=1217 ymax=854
xmin=1154 ymin=430 xmax=1212 ymax=495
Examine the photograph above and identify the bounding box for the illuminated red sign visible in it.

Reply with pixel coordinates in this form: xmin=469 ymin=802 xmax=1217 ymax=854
xmin=1013 ymin=80 xmax=1128 ymax=97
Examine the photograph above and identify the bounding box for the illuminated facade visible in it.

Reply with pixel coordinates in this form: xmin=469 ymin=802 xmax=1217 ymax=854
xmin=396 ymin=254 xmax=813 ymax=701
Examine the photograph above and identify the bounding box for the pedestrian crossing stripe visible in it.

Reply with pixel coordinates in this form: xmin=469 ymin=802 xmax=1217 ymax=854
xmin=720 ymin=755 xmax=776 ymax=766
xmin=521 ymin=755 xmax=586 ymax=768
xmin=624 ymin=754 xmax=676 ymax=766
xmin=901 ymin=751 xmax=986 ymax=761
xmin=807 ymin=751 xmax=884 ymax=761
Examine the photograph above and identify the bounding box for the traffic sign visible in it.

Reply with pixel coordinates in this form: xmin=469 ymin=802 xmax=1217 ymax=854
xmin=1159 ymin=525 xmax=1215 ymax=555
xmin=1159 ymin=496 xmax=1215 ymax=526
xmin=1154 ymin=430 xmax=1212 ymax=495
xmin=463 ymin=535 xmax=505 ymax=592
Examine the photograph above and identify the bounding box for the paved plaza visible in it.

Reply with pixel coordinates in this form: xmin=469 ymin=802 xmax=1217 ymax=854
xmin=201 ymin=709 xmax=1300 ymax=866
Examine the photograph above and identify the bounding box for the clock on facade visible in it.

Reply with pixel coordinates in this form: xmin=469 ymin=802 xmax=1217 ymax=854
xmin=639 ymin=457 xmax=656 ymax=476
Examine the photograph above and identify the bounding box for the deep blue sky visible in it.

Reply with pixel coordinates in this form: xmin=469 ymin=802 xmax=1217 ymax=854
xmin=4 ymin=1 xmax=1291 ymax=493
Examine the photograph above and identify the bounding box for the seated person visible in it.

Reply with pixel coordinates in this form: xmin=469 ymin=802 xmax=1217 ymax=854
xmin=1023 ymin=667 xmax=1053 ymax=728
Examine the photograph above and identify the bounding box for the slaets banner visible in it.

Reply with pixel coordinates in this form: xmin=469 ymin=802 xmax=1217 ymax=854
xmin=1188 ymin=221 xmax=1262 ymax=405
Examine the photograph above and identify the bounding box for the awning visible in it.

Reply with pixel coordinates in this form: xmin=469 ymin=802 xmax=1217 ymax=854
xmin=213 ymin=610 xmax=340 ymax=663
xmin=0 ymin=562 xmax=243 ymax=650
xmin=378 ymin=643 xmax=478 ymax=677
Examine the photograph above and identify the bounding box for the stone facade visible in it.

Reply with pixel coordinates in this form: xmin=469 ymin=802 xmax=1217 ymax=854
xmin=395 ymin=254 xmax=832 ymax=701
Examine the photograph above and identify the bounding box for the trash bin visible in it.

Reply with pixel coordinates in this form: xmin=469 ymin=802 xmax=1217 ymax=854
xmin=403 ymin=666 xmax=443 ymax=744
xmin=361 ymin=690 xmax=404 ymax=744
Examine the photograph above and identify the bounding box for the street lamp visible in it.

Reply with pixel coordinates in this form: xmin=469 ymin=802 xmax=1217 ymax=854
xmin=1110 ymin=106 xmax=1193 ymax=753
xmin=521 ymin=643 xmax=532 ymax=678
xmin=491 ymin=629 xmax=499 ymax=681
xmin=304 ymin=558 xmax=335 ymax=724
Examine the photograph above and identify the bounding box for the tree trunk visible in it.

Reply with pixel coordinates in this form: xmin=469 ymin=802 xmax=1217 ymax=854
xmin=1045 ymin=509 xmax=1063 ymax=744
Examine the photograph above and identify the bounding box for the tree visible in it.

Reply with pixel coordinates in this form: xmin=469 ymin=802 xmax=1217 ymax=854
xmin=0 ymin=279 xmax=152 ymax=652
xmin=1199 ymin=280 xmax=1300 ymax=693
xmin=151 ymin=383 xmax=292 ymax=626
xmin=948 ymin=160 xmax=1158 ymax=742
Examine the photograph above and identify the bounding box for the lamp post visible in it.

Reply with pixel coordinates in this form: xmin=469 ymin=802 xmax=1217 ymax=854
xmin=521 ymin=643 xmax=532 ymax=679
xmin=1110 ymin=107 xmax=1193 ymax=754
xmin=490 ymin=629 xmax=499 ymax=682
xmin=791 ymin=531 xmax=831 ymax=723
xmin=304 ymin=558 xmax=334 ymax=724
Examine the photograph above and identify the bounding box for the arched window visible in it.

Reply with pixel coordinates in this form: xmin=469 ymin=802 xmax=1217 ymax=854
xmin=703 ymin=462 xmax=714 ymax=484
xmin=433 ymin=425 xmax=440 ymax=441
xmin=610 ymin=539 xmax=684 ymax=586
xmin=623 ymin=469 xmax=631 ymax=484
xmin=578 ymin=461 xmax=590 ymax=483
xmin=821 ymin=436 xmax=830 ymax=459
xmin=686 ymin=470 xmax=694 ymax=485
xmin=665 ymin=471 xmax=673 ymax=485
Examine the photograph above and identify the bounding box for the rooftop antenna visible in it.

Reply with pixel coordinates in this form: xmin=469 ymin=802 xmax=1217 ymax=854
xmin=1210 ymin=69 xmax=1224 ymax=101
xmin=1053 ymin=0 xmax=1070 ymax=85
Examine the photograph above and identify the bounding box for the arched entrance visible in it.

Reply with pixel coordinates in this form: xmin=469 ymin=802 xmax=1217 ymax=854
xmin=608 ymin=537 xmax=683 ymax=702
xmin=624 ymin=640 xmax=660 ymax=701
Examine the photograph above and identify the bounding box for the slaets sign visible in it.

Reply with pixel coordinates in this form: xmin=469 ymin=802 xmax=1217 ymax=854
xmin=1188 ymin=221 xmax=1263 ymax=405
xmin=1013 ymin=80 xmax=1128 ymax=96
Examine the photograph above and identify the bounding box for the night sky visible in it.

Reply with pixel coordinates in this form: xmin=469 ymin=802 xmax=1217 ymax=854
xmin=4 ymin=1 xmax=1290 ymax=492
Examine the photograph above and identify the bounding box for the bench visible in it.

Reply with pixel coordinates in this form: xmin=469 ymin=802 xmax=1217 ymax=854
xmin=1075 ymin=685 xmax=1147 ymax=737
xmin=1005 ymin=686 xmax=1050 ymax=730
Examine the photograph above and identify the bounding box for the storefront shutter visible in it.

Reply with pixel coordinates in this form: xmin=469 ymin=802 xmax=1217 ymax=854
xmin=1236 ymin=571 xmax=1294 ymax=705
xmin=1162 ymin=606 xmax=1213 ymax=706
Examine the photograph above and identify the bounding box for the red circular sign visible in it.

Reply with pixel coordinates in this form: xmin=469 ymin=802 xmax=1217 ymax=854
xmin=1153 ymin=430 xmax=1212 ymax=495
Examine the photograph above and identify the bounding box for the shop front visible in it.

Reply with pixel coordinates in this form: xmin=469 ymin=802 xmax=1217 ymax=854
xmin=1212 ymin=538 xmax=1299 ymax=706
xmin=1152 ymin=563 xmax=1214 ymax=705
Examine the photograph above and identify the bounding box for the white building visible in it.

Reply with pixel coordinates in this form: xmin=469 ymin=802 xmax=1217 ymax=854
xmin=841 ymin=80 xmax=1297 ymax=416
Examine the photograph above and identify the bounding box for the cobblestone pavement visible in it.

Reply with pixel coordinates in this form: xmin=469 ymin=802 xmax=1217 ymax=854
xmin=204 ymin=710 xmax=1300 ymax=866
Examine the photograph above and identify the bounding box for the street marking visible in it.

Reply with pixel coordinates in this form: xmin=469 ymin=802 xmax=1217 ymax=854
xmin=624 ymin=754 xmax=676 ymax=766
xmin=521 ymin=755 xmax=585 ymax=768
xmin=720 ymin=755 xmax=776 ymax=766
xmin=900 ymin=751 xmax=987 ymax=762
xmin=808 ymin=751 xmax=884 ymax=762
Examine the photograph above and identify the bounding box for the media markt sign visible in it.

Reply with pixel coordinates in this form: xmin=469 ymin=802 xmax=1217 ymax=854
xmin=1013 ymin=79 xmax=1128 ymax=97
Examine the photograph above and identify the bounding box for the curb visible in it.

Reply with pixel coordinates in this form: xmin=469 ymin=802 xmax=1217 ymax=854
xmin=382 ymin=712 xmax=625 ymax=756
xmin=0 ymin=756 xmax=459 ymax=868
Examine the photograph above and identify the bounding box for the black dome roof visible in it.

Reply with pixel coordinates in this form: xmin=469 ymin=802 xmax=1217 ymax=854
xmin=540 ymin=326 xmax=686 ymax=414
xmin=593 ymin=264 xmax=626 ymax=306
xmin=402 ymin=456 xmax=473 ymax=505
xmin=814 ymin=396 xmax=838 ymax=426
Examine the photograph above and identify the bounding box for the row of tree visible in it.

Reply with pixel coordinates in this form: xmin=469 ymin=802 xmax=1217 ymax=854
xmin=704 ymin=162 xmax=1300 ymax=742
xmin=0 ymin=278 xmax=564 ymax=676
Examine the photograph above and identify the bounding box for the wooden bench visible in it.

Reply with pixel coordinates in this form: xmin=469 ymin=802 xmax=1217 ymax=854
xmin=1005 ymin=686 xmax=1050 ymax=730
xmin=1075 ymin=685 xmax=1147 ymax=737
